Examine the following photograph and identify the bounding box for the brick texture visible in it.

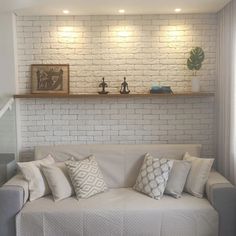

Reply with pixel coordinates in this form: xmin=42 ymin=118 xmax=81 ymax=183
xmin=16 ymin=14 xmax=217 ymax=160
xmin=19 ymin=97 xmax=215 ymax=160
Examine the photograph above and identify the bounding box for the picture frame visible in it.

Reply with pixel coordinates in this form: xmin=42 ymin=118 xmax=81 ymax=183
xmin=31 ymin=64 xmax=69 ymax=94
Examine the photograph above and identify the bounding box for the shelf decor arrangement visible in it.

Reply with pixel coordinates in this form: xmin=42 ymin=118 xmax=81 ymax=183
xmin=187 ymin=47 xmax=205 ymax=92
xmin=14 ymin=92 xmax=214 ymax=99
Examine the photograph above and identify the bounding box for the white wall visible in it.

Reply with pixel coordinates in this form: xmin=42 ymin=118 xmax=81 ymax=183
xmin=15 ymin=14 xmax=217 ymax=160
xmin=0 ymin=13 xmax=16 ymax=97
xmin=0 ymin=13 xmax=17 ymax=158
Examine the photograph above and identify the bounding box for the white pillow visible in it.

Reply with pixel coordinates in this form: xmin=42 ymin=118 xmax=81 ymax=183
xmin=41 ymin=162 xmax=74 ymax=201
xmin=183 ymin=152 xmax=214 ymax=198
xmin=18 ymin=154 xmax=55 ymax=201
xmin=66 ymin=155 xmax=108 ymax=199
xmin=165 ymin=160 xmax=191 ymax=198
xmin=133 ymin=153 xmax=173 ymax=200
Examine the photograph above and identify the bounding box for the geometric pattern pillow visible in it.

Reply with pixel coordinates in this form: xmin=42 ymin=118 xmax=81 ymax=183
xmin=133 ymin=153 xmax=173 ymax=200
xmin=65 ymin=155 xmax=108 ymax=199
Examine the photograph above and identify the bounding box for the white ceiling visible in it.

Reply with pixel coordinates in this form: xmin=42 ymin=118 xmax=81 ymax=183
xmin=0 ymin=0 xmax=231 ymax=15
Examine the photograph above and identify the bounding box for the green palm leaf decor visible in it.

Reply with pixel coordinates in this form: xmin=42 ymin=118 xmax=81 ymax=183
xmin=187 ymin=47 xmax=205 ymax=75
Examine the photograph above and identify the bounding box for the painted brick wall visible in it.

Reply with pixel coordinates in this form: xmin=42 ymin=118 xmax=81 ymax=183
xmin=16 ymin=14 xmax=217 ymax=160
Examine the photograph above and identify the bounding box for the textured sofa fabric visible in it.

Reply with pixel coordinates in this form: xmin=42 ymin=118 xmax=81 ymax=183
xmin=16 ymin=188 xmax=218 ymax=236
xmin=206 ymin=171 xmax=236 ymax=236
xmin=34 ymin=144 xmax=202 ymax=188
xmin=0 ymin=144 xmax=236 ymax=236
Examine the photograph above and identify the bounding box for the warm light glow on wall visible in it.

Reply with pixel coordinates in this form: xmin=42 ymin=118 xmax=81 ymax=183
xmin=58 ymin=26 xmax=79 ymax=42
xmin=63 ymin=10 xmax=70 ymax=14
xmin=118 ymin=9 xmax=125 ymax=14
xmin=168 ymin=30 xmax=183 ymax=37
xmin=58 ymin=26 xmax=76 ymax=39
xmin=117 ymin=26 xmax=131 ymax=38
xmin=161 ymin=26 xmax=185 ymax=41
xmin=118 ymin=31 xmax=130 ymax=37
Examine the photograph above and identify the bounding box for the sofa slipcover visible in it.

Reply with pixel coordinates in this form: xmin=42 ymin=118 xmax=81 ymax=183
xmin=1 ymin=144 xmax=236 ymax=236
xmin=16 ymin=188 xmax=218 ymax=236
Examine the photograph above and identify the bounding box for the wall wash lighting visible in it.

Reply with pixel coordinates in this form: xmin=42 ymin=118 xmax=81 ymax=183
xmin=175 ymin=8 xmax=182 ymax=12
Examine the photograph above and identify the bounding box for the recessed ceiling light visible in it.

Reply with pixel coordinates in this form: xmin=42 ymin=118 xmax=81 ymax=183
xmin=119 ymin=9 xmax=125 ymax=14
xmin=175 ymin=8 xmax=182 ymax=13
xmin=63 ymin=10 xmax=69 ymax=14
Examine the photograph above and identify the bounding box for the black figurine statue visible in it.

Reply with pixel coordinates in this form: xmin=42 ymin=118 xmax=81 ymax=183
xmin=120 ymin=77 xmax=130 ymax=94
xmin=98 ymin=77 xmax=109 ymax=94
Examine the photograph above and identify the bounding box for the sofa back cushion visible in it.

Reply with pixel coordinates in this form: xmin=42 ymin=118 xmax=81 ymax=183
xmin=34 ymin=144 xmax=201 ymax=188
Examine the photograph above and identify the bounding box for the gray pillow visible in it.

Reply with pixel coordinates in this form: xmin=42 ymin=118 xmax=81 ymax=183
xmin=165 ymin=160 xmax=191 ymax=198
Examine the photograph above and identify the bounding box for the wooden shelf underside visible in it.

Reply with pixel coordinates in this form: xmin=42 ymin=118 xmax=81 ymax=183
xmin=14 ymin=92 xmax=214 ymax=99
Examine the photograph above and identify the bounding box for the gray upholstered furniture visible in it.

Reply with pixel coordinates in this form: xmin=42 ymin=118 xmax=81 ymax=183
xmin=0 ymin=144 xmax=236 ymax=236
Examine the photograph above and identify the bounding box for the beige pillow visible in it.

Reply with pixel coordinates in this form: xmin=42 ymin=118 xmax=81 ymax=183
xmin=165 ymin=160 xmax=191 ymax=198
xmin=41 ymin=162 xmax=74 ymax=201
xmin=18 ymin=154 xmax=55 ymax=201
xmin=183 ymin=152 xmax=214 ymax=198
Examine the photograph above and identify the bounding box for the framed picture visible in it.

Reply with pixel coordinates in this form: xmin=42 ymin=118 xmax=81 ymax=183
xmin=31 ymin=64 xmax=69 ymax=94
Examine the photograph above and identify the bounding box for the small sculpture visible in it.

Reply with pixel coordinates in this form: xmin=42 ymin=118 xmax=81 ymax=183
xmin=98 ymin=77 xmax=109 ymax=94
xmin=120 ymin=77 xmax=130 ymax=94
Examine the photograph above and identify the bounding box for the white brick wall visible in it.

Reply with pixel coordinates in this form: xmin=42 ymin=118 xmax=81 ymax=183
xmin=19 ymin=96 xmax=215 ymax=160
xmin=16 ymin=14 xmax=217 ymax=160
xmin=17 ymin=14 xmax=217 ymax=94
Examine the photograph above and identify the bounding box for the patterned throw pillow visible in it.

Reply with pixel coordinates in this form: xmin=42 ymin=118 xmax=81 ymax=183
xmin=65 ymin=155 xmax=108 ymax=199
xmin=133 ymin=153 xmax=173 ymax=200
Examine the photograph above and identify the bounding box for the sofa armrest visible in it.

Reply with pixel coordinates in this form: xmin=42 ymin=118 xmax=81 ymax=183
xmin=0 ymin=174 xmax=29 ymax=236
xmin=206 ymin=171 xmax=236 ymax=236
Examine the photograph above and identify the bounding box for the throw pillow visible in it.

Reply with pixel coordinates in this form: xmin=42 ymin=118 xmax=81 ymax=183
xmin=41 ymin=162 xmax=74 ymax=201
xmin=164 ymin=160 xmax=191 ymax=198
xmin=133 ymin=153 xmax=173 ymax=200
xmin=183 ymin=152 xmax=214 ymax=198
xmin=65 ymin=155 xmax=108 ymax=199
xmin=18 ymin=154 xmax=55 ymax=201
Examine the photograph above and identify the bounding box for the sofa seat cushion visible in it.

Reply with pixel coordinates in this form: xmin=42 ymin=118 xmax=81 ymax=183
xmin=16 ymin=188 xmax=218 ymax=236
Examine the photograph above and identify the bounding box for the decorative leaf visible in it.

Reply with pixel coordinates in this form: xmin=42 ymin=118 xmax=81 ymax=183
xmin=187 ymin=47 xmax=205 ymax=72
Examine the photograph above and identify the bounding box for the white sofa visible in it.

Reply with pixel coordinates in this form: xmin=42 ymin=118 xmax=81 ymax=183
xmin=1 ymin=144 xmax=236 ymax=236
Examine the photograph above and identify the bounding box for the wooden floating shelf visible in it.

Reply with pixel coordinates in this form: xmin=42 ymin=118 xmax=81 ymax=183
xmin=14 ymin=92 xmax=214 ymax=99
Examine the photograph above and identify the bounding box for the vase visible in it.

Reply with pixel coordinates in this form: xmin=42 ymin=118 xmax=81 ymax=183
xmin=191 ymin=77 xmax=200 ymax=92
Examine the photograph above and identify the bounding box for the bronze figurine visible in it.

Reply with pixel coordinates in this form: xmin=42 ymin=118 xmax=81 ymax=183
xmin=120 ymin=77 xmax=130 ymax=94
xmin=98 ymin=77 xmax=109 ymax=94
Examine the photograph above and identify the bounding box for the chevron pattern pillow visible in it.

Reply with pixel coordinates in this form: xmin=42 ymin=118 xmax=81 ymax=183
xmin=65 ymin=155 xmax=108 ymax=199
xmin=133 ymin=153 xmax=173 ymax=200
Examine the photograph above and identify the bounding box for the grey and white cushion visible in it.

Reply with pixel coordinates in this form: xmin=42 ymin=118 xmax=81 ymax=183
xmin=65 ymin=155 xmax=108 ymax=199
xmin=133 ymin=153 xmax=173 ymax=200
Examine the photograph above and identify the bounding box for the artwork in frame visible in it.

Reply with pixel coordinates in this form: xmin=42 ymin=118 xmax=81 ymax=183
xmin=31 ymin=64 xmax=69 ymax=94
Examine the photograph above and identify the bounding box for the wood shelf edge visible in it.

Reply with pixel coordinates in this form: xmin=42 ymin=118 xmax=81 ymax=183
xmin=14 ymin=92 xmax=214 ymax=99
